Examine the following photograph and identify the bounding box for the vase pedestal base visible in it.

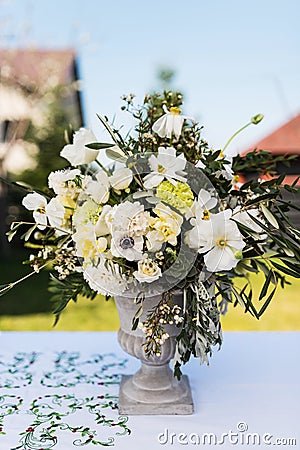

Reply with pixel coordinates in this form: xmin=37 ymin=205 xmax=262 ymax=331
xmin=118 ymin=374 xmax=194 ymax=415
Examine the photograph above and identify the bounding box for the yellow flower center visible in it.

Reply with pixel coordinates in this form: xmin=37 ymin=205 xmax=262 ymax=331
xmin=219 ymin=150 xmax=224 ymax=158
xmin=216 ymin=238 xmax=227 ymax=248
xmin=82 ymin=240 xmax=96 ymax=259
xmin=169 ymin=106 xmax=181 ymax=115
xmin=233 ymin=174 xmax=240 ymax=183
xmin=202 ymin=209 xmax=210 ymax=220
xmin=160 ymin=225 xmax=173 ymax=237
xmin=157 ymin=164 xmax=166 ymax=174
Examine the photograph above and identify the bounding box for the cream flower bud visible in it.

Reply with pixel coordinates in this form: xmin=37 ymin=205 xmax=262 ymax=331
xmin=97 ymin=237 xmax=108 ymax=252
xmin=251 ymin=114 xmax=264 ymax=125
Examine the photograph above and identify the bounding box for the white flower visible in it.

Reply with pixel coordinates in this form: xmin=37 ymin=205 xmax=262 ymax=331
xmin=128 ymin=211 xmax=150 ymax=236
xmin=185 ymin=190 xmax=219 ymax=247
xmin=133 ymin=258 xmax=162 ymax=283
xmin=143 ymin=147 xmax=187 ymax=189
xmin=109 ymin=167 xmax=133 ymax=191
xmin=109 ymin=201 xmax=147 ymax=234
xmin=189 ymin=189 xmax=218 ymax=222
xmin=152 ymin=105 xmax=194 ymax=139
xmin=46 ymin=197 xmax=65 ymax=229
xmin=191 ymin=210 xmax=246 ymax=272
xmin=146 ymin=230 xmax=164 ymax=252
xmin=83 ymin=260 xmax=127 ymax=296
xmin=48 ymin=169 xmax=81 ymax=197
xmin=232 ymin=206 xmax=265 ymax=234
xmin=85 ymin=170 xmax=110 ymax=204
xmin=60 ymin=128 xmax=98 ymax=166
xmin=111 ymin=231 xmax=144 ymax=261
xmin=72 ymin=223 xmax=99 ymax=262
xmin=146 ymin=203 xmax=183 ymax=251
xmin=22 ymin=192 xmax=48 ymax=229
xmin=22 ymin=192 xmax=65 ymax=230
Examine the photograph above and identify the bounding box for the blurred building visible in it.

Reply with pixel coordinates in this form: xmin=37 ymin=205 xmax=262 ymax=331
xmin=0 ymin=48 xmax=84 ymax=254
xmin=246 ymin=113 xmax=300 ymax=185
xmin=0 ymin=48 xmax=84 ymax=173
xmin=244 ymin=113 xmax=300 ymax=227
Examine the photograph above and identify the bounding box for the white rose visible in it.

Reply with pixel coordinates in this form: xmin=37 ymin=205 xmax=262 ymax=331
xmin=109 ymin=167 xmax=133 ymax=191
xmin=48 ymin=169 xmax=80 ymax=195
xmin=133 ymin=258 xmax=162 ymax=283
xmin=60 ymin=128 xmax=98 ymax=166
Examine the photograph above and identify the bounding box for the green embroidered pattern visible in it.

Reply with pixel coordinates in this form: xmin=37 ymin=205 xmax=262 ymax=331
xmin=0 ymin=395 xmax=23 ymax=435
xmin=0 ymin=352 xmax=39 ymax=388
xmin=0 ymin=351 xmax=131 ymax=448
xmin=41 ymin=352 xmax=127 ymax=388
xmin=12 ymin=394 xmax=130 ymax=449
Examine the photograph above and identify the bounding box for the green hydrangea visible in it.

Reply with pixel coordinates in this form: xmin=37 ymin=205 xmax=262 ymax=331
xmin=156 ymin=180 xmax=194 ymax=214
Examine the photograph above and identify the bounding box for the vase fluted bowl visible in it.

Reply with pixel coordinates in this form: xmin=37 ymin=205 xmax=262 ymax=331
xmin=114 ymin=292 xmax=194 ymax=415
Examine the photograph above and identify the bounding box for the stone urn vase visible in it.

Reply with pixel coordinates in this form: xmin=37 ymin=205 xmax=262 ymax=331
xmin=114 ymin=292 xmax=194 ymax=415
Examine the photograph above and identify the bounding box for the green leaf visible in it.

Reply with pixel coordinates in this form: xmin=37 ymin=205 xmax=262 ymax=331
xmin=256 ymin=260 xmax=270 ymax=277
xmin=258 ymin=286 xmax=277 ymax=317
xmin=259 ymin=270 xmax=276 ymax=300
xmin=279 ymin=200 xmax=300 ymax=212
xmin=105 ymin=148 xmax=127 ymax=163
xmin=231 ymin=286 xmax=246 ymax=308
xmin=85 ymin=142 xmax=115 ymax=150
xmin=278 ymin=258 xmax=300 ymax=274
xmin=6 ymin=229 xmax=19 ymax=242
xmin=49 ymin=272 xmax=93 ymax=325
xmin=96 ymin=114 xmax=120 ymax=145
xmin=21 ymin=224 xmax=38 ymax=242
xmin=131 ymin=318 xmax=139 ymax=331
xmin=260 ymin=204 xmax=279 ymax=229
xmin=271 ymin=261 xmax=300 ymax=278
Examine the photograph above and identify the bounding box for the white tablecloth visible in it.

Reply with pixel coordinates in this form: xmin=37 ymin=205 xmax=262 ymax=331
xmin=0 ymin=331 xmax=299 ymax=449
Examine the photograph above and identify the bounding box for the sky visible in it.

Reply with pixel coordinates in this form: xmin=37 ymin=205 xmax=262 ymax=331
xmin=1 ymin=0 xmax=299 ymax=153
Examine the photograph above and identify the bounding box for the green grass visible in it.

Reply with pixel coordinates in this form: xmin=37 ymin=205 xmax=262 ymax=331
xmin=0 ymin=252 xmax=299 ymax=331
xmin=221 ymin=276 xmax=300 ymax=331
xmin=0 ymin=295 xmax=120 ymax=331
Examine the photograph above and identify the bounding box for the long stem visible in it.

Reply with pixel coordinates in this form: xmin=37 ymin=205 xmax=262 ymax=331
xmin=11 ymin=221 xmax=71 ymax=236
xmin=222 ymin=122 xmax=252 ymax=154
xmin=95 ymin=159 xmax=110 ymax=175
xmin=0 ymin=261 xmax=53 ymax=295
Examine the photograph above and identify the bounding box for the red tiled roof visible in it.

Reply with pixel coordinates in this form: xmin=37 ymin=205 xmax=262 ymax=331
xmin=0 ymin=48 xmax=78 ymax=92
xmin=245 ymin=113 xmax=300 ymax=155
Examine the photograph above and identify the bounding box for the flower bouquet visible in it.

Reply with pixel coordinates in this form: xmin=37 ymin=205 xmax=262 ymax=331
xmin=2 ymin=91 xmax=300 ymax=411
